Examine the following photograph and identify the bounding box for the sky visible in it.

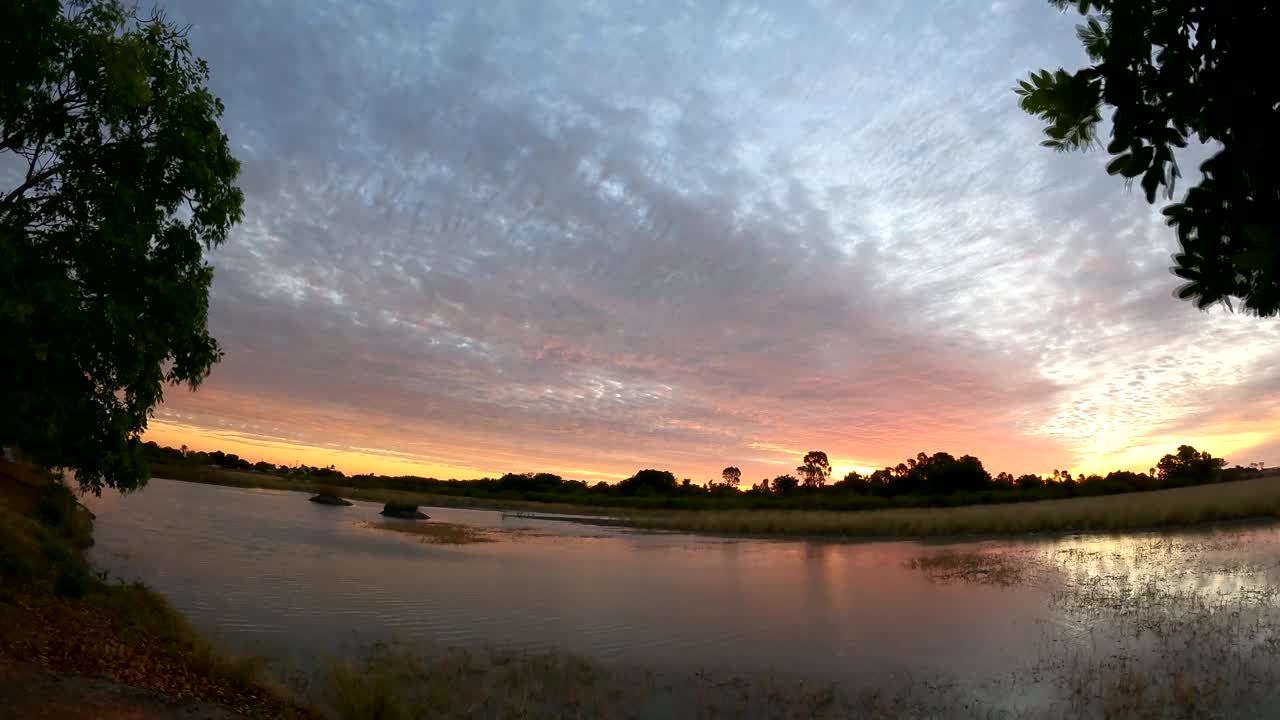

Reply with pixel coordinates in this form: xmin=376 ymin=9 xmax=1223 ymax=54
xmin=142 ymin=0 xmax=1280 ymax=483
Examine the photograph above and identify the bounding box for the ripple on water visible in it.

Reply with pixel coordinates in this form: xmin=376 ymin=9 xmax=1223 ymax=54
xmin=82 ymin=478 xmax=1280 ymax=719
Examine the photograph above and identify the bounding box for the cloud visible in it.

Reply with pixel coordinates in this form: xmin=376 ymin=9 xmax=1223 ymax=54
xmin=143 ymin=0 xmax=1280 ymax=480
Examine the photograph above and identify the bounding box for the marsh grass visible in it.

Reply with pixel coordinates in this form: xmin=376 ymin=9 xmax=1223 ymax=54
xmin=160 ymin=464 xmax=1280 ymax=539
xmin=362 ymin=520 xmax=547 ymax=544
xmin=321 ymin=642 xmax=647 ymax=720
xmin=311 ymin=530 xmax=1280 ymax=720
xmin=907 ymin=549 xmax=1032 ymax=585
xmin=362 ymin=520 xmax=495 ymax=545
xmin=153 ymin=464 xmax=612 ymax=516
xmin=317 ymin=642 xmax=940 ymax=720
xmin=600 ymin=475 xmax=1280 ymax=539
xmin=1042 ymin=571 xmax=1280 ymax=719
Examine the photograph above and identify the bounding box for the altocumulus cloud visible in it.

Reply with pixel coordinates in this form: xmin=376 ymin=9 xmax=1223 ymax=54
xmin=146 ymin=0 xmax=1280 ymax=480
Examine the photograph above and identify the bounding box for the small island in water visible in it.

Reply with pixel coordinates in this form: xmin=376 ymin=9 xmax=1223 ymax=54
xmin=308 ymin=488 xmax=353 ymax=506
xmin=381 ymin=502 xmax=429 ymax=520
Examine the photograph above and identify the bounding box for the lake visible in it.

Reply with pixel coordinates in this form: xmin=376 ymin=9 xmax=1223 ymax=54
xmin=84 ymin=478 xmax=1280 ymax=717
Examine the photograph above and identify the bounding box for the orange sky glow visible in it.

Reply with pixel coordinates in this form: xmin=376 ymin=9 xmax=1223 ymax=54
xmin=132 ymin=0 xmax=1278 ymax=485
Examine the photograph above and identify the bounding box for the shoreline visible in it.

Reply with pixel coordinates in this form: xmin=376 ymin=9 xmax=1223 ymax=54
xmin=154 ymin=464 xmax=1280 ymax=541
xmin=0 ymin=461 xmax=317 ymax=719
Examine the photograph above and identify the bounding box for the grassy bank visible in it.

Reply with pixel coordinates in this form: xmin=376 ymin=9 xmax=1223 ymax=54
xmin=568 ymin=473 xmax=1280 ymax=539
xmin=162 ymin=463 xmax=1280 ymax=539
xmin=0 ymin=461 xmax=315 ymax=718
xmin=152 ymin=463 xmax=612 ymax=516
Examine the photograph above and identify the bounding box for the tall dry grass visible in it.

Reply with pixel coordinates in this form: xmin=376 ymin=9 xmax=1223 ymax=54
xmin=155 ymin=464 xmax=1280 ymax=539
xmin=151 ymin=464 xmax=610 ymax=516
xmin=604 ymin=474 xmax=1280 ymax=538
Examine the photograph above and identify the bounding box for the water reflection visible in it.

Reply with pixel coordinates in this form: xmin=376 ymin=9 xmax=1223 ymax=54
xmin=84 ymin=479 xmax=1280 ymax=717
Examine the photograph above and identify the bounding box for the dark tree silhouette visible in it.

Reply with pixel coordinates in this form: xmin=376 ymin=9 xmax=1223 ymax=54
xmin=770 ymin=474 xmax=800 ymax=494
xmin=617 ymin=469 xmax=678 ymax=496
xmin=797 ymin=451 xmax=831 ymax=488
xmin=1 ymin=0 xmax=243 ymax=493
xmin=720 ymin=466 xmax=742 ymax=488
xmin=1017 ymin=1 xmax=1279 ymax=315
xmin=1157 ymin=445 xmax=1226 ymax=484
xmin=834 ymin=471 xmax=870 ymax=494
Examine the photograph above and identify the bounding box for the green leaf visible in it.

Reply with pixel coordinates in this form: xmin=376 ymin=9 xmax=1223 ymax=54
xmin=1141 ymin=170 xmax=1161 ymax=203
xmin=1105 ymin=153 xmax=1132 ymax=176
xmin=0 ymin=0 xmax=243 ymax=493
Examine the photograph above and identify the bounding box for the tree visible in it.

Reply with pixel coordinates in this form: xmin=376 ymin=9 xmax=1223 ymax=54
xmin=797 ymin=451 xmax=830 ymax=488
xmin=770 ymin=474 xmax=799 ymax=494
xmin=833 ymin=470 xmax=870 ymax=494
xmin=1017 ymin=1 xmax=1279 ymax=315
xmin=720 ymin=466 xmax=742 ymax=488
xmin=617 ymin=469 xmax=677 ymax=496
xmin=1 ymin=1 xmax=243 ymax=494
xmin=1156 ymin=444 xmax=1226 ymax=485
xmin=1015 ymin=473 xmax=1044 ymax=490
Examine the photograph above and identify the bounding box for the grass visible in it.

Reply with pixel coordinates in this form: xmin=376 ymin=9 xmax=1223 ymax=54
xmin=322 ymin=643 xmax=648 ymax=720
xmin=153 ymin=463 xmax=609 ymax=516
xmin=906 ymin=548 xmax=1031 ymax=585
xmin=310 ymin=531 xmax=1280 ymax=719
xmin=363 ymin=520 xmax=496 ymax=545
xmin=156 ymin=463 xmax=1280 ymax=540
xmin=0 ymin=460 xmax=316 ymax=717
xmin=592 ymin=474 xmax=1280 ymax=539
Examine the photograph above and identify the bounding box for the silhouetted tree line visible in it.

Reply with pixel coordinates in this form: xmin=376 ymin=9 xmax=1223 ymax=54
xmin=141 ymin=442 xmax=346 ymax=479
xmin=141 ymin=442 xmax=1268 ymax=511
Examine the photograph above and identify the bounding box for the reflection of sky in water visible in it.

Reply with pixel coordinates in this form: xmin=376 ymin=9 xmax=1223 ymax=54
xmin=84 ymin=480 xmax=1280 ymax=716
xmin=1038 ymin=530 xmax=1280 ymax=597
xmin=85 ymin=480 xmax=1047 ymax=681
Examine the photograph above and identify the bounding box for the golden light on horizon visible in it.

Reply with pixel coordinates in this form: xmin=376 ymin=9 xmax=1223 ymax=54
xmin=144 ymin=419 xmax=632 ymax=482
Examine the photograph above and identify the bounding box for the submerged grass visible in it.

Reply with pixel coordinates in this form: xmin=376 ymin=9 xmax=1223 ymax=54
xmin=907 ymin=548 xmax=1032 ymax=585
xmin=318 ymin=642 xmax=884 ymax=720
xmin=310 ymin=530 xmax=1280 ymax=719
xmin=363 ymin=520 xmax=496 ymax=545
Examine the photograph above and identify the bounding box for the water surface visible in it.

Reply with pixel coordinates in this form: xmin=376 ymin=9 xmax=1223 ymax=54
xmin=84 ymin=478 xmax=1280 ymax=715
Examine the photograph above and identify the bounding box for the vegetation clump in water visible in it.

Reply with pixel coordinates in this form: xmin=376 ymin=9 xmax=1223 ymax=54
xmin=308 ymin=485 xmax=353 ymax=506
xmin=380 ymin=502 xmax=429 ymax=520
xmin=363 ymin=520 xmax=493 ymax=545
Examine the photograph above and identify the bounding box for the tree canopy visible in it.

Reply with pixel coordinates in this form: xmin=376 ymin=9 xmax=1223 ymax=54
xmin=1 ymin=0 xmax=242 ymax=493
xmin=1156 ymin=444 xmax=1226 ymax=485
xmin=617 ymin=469 xmax=678 ymax=496
xmin=1017 ymin=1 xmax=1278 ymax=315
xmin=797 ymin=451 xmax=830 ymax=488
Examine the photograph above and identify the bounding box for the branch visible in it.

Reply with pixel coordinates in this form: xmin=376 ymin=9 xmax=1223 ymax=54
xmin=0 ymin=166 xmax=61 ymax=216
xmin=0 ymin=89 xmax=85 ymax=153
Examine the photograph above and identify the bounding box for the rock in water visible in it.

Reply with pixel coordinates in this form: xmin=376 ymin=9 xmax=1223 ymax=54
xmin=309 ymin=493 xmax=353 ymax=506
xmin=380 ymin=502 xmax=429 ymax=520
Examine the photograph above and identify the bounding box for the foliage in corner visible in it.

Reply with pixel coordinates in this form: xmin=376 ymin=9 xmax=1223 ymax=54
xmin=1016 ymin=1 xmax=1278 ymax=315
xmin=0 ymin=0 xmax=243 ymax=493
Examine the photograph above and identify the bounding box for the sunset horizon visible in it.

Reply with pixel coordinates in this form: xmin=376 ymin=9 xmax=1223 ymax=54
xmin=134 ymin=0 xmax=1277 ymax=489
